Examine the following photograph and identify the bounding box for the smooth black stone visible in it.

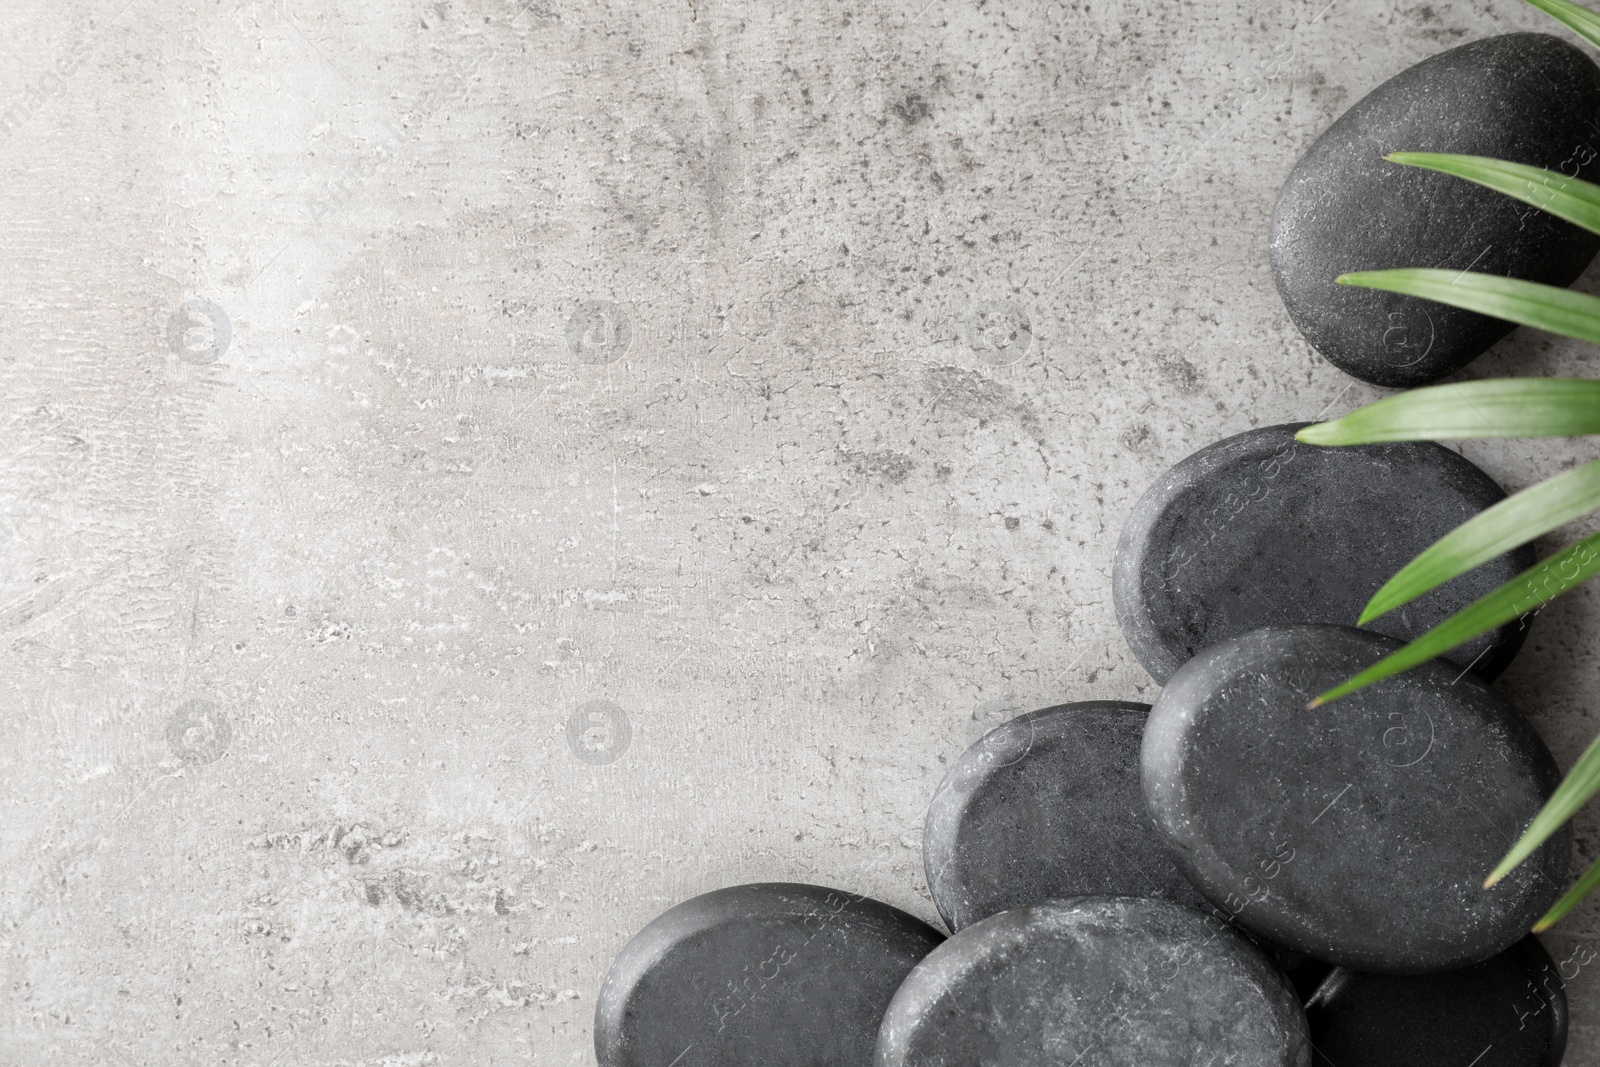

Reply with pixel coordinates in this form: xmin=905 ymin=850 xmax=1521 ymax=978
xmin=1305 ymin=936 xmax=1567 ymax=1067
xmin=924 ymin=701 xmax=1210 ymax=931
xmin=1143 ymin=625 xmax=1570 ymax=974
xmin=1113 ymin=423 xmax=1533 ymax=684
xmin=1270 ymin=33 xmax=1600 ymax=387
xmin=595 ymin=883 xmax=942 ymax=1067
xmin=876 ymin=896 xmax=1312 ymax=1067
xmin=925 ymin=702 xmax=1330 ymax=990
xmin=924 ymin=701 xmax=1335 ymax=994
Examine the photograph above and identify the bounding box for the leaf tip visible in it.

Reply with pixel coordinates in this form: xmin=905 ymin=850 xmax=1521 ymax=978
xmin=1306 ymin=696 xmax=1325 ymax=710
xmin=1295 ymin=424 xmax=1337 ymax=446
xmin=1532 ymin=917 xmax=1554 ymax=933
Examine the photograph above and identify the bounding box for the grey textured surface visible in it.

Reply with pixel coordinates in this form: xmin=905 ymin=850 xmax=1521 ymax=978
xmin=593 ymin=883 xmax=940 ymax=1067
xmin=875 ymin=895 xmax=1311 ymax=1067
xmin=1144 ymin=624 xmax=1569 ymax=973
xmin=7 ymin=1 xmax=1600 ymax=1064
xmin=1270 ymin=33 xmax=1600 ymax=386
xmin=1112 ymin=422 xmax=1534 ymax=683
xmin=922 ymin=700 xmax=1208 ymax=931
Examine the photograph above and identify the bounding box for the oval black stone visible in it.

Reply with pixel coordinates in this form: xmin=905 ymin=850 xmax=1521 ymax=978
xmin=876 ymin=896 xmax=1312 ymax=1067
xmin=1143 ymin=624 xmax=1570 ymax=974
xmin=595 ymin=883 xmax=942 ymax=1067
xmin=1113 ymin=423 xmax=1533 ymax=684
xmin=923 ymin=701 xmax=1209 ymax=931
xmin=1305 ymin=936 xmax=1567 ymax=1067
xmin=1270 ymin=33 xmax=1600 ymax=387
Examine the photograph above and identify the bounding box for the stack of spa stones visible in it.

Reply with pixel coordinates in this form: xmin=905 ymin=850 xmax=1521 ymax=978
xmin=594 ymin=32 xmax=1599 ymax=1067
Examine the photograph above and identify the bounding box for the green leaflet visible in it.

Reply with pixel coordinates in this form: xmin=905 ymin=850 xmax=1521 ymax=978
xmin=1521 ymin=0 xmax=1600 ymax=49
xmin=1309 ymin=528 xmax=1600 ymax=707
xmin=1488 ymin=730 xmax=1600 ymax=889
xmin=1359 ymin=459 xmax=1600 ymax=624
xmin=1336 ymin=269 xmax=1600 ymax=345
xmin=1387 ymin=152 xmax=1600 ymax=236
xmin=1535 ymin=852 xmax=1600 ymax=930
xmin=1296 ymin=379 xmax=1600 ymax=444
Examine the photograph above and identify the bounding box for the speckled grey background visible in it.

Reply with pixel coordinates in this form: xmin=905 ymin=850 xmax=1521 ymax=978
xmin=3 ymin=1 xmax=1599 ymax=1064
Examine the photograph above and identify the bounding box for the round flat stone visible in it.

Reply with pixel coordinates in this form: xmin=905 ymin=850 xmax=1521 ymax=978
xmin=1113 ymin=423 xmax=1533 ymax=684
xmin=1270 ymin=33 xmax=1600 ymax=387
xmin=595 ymin=883 xmax=942 ymax=1067
xmin=924 ymin=701 xmax=1208 ymax=931
xmin=924 ymin=703 xmax=1331 ymax=996
xmin=1305 ymin=937 xmax=1566 ymax=1067
xmin=1143 ymin=624 xmax=1569 ymax=974
xmin=876 ymin=896 xmax=1311 ymax=1067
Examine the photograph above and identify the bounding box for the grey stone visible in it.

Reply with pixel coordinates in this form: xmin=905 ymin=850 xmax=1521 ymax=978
xmin=1142 ymin=624 xmax=1570 ymax=974
xmin=1305 ymin=936 xmax=1567 ymax=1067
xmin=923 ymin=703 xmax=1334 ymax=996
xmin=595 ymin=883 xmax=942 ymax=1067
xmin=1270 ymin=33 xmax=1600 ymax=387
xmin=923 ymin=701 xmax=1209 ymax=931
xmin=1113 ymin=423 xmax=1533 ymax=684
xmin=875 ymin=896 xmax=1312 ymax=1067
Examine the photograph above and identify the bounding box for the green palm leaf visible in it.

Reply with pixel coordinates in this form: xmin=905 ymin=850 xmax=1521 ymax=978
xmin=1302 ymin=0 xmax=1600 ymax=933
xmin=1359 ymin=459 xmax=1600 ymax=624
xmin=1296 ymin=379 xmax=1600 ymax=444
xmin=1487 ymin=729 xmax=1600 ymax=889
xmin=1308 ymin=527 xmax=1600 ymax=707
xmin=1337 ymin=269 xmax=1600 ymax=345
xmin=1535 ymin=851 xmax=1600 ymax=930
xmin=1387 ymin=152 xmax=1600 ymax=236
xmin=1521 ymin=0 xmax=1600 ymax=49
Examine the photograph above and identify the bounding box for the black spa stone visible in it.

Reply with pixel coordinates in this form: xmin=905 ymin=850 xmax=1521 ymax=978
xmin=1113 ymin=423 xmax=1533 ymax=684
xmin=1142 ymin=624 xmax=1570 ymax=974
xmin=875 ymin=896 xmax=1312 ymax=1067
xmin=1270 ymin=33 xmax=1600 ymax=387
xmin=923 ymin=701 xmax=1208 ymax=931
xmin=1304 ymin=936 xmax=1567 ymax=1067
xmin=595 ymin=883 xmax=942 ymax=1067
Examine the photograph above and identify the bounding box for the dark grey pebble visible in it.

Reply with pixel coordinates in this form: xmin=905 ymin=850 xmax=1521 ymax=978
xmin=923 ymin=701 xmax=1209 ymax=931
xmin=1113 ymin=423 xmax=1533 ymax=684
xmin=1305 ymin=936 xmax=1566 ymax=1066
xmin=595 ymin=883 xmax=942 ymax=1067
xmin=875 ymin=896 xmax=1312 ymax=1067
xmin=1271 ymin=33 xmax=1600 ymax=386
xmin=1143 ymin=625 xmax=1569 ymax=974
xmin=924 ymin=702 xmax=1331 ymax=996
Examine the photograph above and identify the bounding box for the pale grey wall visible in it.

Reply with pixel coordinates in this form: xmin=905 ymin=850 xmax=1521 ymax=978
xmin=3 ymin=0 xmax=1599 ymax=1063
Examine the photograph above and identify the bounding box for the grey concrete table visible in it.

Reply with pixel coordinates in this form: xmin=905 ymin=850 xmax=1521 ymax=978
xmin=2 ymin=1 xmax=1598 ymax=1064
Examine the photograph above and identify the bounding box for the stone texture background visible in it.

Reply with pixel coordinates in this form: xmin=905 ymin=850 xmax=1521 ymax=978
xmin=2 ymin=0 xmax=1599 ymax=1063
